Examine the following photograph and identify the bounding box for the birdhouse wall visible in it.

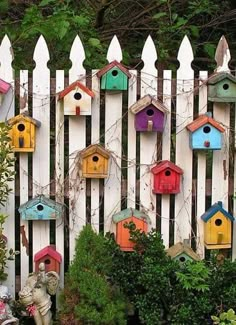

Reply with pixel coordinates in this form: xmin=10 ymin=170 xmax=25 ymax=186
xmin=82 ymin=154 xmax=109 ymax=178
xmin=153 ymin=169 xmax=180 ymax=194
xmin=174 ymin=253 xmax=194 ymax=263
xmin=101 ymin=67 xmax=128 ymax=91
xmin=204 ymin=211 xmax=232 ymax=249
xmin=190 ymin=124 xmax=222 ymax=150
xmin=63 ymin=90 xmax=92 ymax=115
xmin=9 ymin=122 xmax=35 ymax=152
xmin=35 ymin=256 xmax=60 ymax=273
xmin=208 ymin=79 xmax=236 ymax=102
xmin=21 ymin=203 xmax=60 ymax=220
xmin=116 ymin=216 xmax=148 ymax=251
xmin=135 ymin=105 xmax=165 ymax=132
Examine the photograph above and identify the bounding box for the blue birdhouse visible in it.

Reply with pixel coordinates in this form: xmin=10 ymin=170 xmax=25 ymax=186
xmin=18 ymin=195 xmax=64 ymax=221
xmin=208 ymin=72 xmax=236 ymax=102
xmin=186 ymin=114 xmax=225 ymax=150
xmin=166 ymin=242 xmax=200 ymax=263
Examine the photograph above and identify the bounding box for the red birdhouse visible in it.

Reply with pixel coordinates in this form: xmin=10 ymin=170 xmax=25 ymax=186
xmin=34 ymin=245 xmax=62 ymax=274
xmin=0 ymin=79 xmax=11 ymax=94
xmin=151 ymin=160 xmax=183 ymax=194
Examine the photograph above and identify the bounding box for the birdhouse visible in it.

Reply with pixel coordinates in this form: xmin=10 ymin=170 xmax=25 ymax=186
xmin=112 ymin=208 xmax=150 ymax=251
xmin=96 ymin=60 xmax=131 ymax=91
xmin=186 ymin=113 xmax=225 ymax=150
xmin=201 ymin=201 xmax=234 ymax=249
xmin=18 ymin=195 xmax=64 ymax=221
xmin=34 ymin=245 xmax=62 ymax=274
xmin=58 ymin=80 xmax=95 ymax=116
xmin=7 ymin=112 xmax=41 ymax=152
xmin=0 ymin=79 xmax=11 ymax=94
xmin=129 ymin=94 xmax=168 ymax=132
xmin=208 ymin=72 xmax=236 ymax=102
xmin=80 ymin=144 xmax=110 ymax=178
xmin=151 ymin=160 xmax=183 ymax=194
xmin=166 ymin=242 xmax=200 ymax=263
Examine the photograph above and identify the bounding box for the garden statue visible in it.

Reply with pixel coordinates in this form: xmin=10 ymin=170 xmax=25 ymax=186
xmin=19 ymin=262 xmax=59 ymax=325
xmin=0 ymin=285 xmax=18 ymax=324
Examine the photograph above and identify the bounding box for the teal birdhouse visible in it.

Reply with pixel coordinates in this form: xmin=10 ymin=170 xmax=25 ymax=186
xmin=96 ymin=60 xmax=131 ymax=91
xmin=208 ymin=72 xmax=236 ymax=102
xmin=166 ymin=242 xmax=200 ymax=263
xmin=186 ymin=113 xmax=225 ymax=150
xmin=18 ymin=195 xmax=64 ymax=221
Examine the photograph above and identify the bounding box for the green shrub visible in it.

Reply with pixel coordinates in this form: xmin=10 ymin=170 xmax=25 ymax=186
xmin=59 ymin=225 xmax=127 ymax=325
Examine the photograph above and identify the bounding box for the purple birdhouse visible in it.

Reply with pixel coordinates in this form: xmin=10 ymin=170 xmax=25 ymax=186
xmin=129 ymin=95 xmax=168 ymax=132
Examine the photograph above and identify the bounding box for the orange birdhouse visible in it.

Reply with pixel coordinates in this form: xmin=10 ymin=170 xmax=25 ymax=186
xmin=58 ymin=80 xmax=95 ymax=116
xmin=201 ymin=201 xmax=234 ymax=249
xmin=34 ymin=245 xmax=62 ymax=274
xmin=7 ymin=112 xmax=41 ymax=152
xmin=80 ymin=144 xmax=110 ymax=178
xmin=112 ymin=208 xmax=150 ymax=251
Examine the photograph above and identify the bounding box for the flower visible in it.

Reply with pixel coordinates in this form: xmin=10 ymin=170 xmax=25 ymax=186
xmin=26 ymin=304 xmax=36 ymax=316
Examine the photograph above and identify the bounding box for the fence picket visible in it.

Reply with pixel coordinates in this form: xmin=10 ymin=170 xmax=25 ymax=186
xmin=19 ymin=70 xmax=29 ymax=288
xmin=68 ymin=35 xmax=86 ymax=261
xmin=140 ymin=35 xmax=157 ymax=228
xmin=103 ymin=36 xmax=123 ymax=235
xmin=32 ymin=35 xmax=50 ymax=261
xmin=161 ymin=70 xmax=172 ymax=247
xmin=175 ymin=36 xmax=194 ymax=244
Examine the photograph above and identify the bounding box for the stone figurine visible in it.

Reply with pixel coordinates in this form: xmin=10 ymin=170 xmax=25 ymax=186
xmin=19 ymin=262 xmax=59 ymax=325
xmin=0 ymin=285 xmax=18 ymax=324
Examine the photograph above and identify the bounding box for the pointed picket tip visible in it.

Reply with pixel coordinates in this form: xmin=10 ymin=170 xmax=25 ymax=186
xmin=69 ymin=35 xmax=85 ymax=62
xmin=141 ymin=35 xmax=157 ymax=73
xmin=0 ymin=34 xmax=14 ymax=60
xmin=33 ymin=35 xmax=50 ymax=65
xmin=107 ymin=35 xmax=122 ymax=63
xmin=177 ymin=35 xmax=193 ymax=67
xmin=215 ymin=35 xmax=231 ymax=73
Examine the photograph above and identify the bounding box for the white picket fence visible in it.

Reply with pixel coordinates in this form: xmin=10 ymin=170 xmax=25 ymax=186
xmin=0 ymin=33 xmax=235 ymax=298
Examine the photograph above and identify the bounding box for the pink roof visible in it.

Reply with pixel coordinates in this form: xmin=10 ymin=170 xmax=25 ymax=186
xmin=0 ymin=79 xmax=11 ymax=94
xmin=34 ymin=245 xmax=62 ymax=263
xmin=151 ymin=160 xmax=183 ymax=175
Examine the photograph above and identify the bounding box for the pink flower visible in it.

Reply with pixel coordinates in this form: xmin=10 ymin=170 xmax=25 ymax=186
xmin=0 ymin=301 xmax=6 ymax=315
xmin=26 ymin=304 xmax=36 ymax=316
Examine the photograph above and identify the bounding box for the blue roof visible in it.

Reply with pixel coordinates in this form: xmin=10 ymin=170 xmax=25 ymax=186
xmin=201 ymin=201 xmax=234 ymax=222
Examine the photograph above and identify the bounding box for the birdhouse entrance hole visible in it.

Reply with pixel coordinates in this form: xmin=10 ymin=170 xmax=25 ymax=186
xmin=223 ymin=83 xmax=229 ymax=90
xmin=146 ymin=109 xmax=154 ymax=116
xmin=92 ymin=155 xmax=99 ymax=162
xmin=112 ymin=70 xmax=118 ymax=77
xmin=215 ymin=219 xmax=222 ymax=226
xmin=44 ymin=259 xmax=51 ymax=265
xmin=165 ymin=170 xmax=171 ymax=176
xmin=179 ymin=256 xmax=186 ymax=262
xmin=203 ymin=126 xmax=211 ymax=133
xmin=37 ymin=204 xmax=44 ymax=211
xmin=17 ymin=123 xmax=25 ymax=132
xmin=74 ymin=92 xmax=82 ymax=100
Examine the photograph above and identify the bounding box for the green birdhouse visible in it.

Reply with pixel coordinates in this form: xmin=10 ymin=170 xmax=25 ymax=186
xmin=208 ymin=72 xmax=236 ymax=102
xmin=97 ymin=60 xmax=131 ymax=91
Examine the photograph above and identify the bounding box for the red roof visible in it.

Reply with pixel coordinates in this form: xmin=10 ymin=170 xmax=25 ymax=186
xmin=0 ymin=79 xmax=11 ymax=94
xmin=186 ymin=115 xmax=225 ymax=133
xmin=96 ymin=60 xmax=131 ymax=78
xmin=151 ymin=160 xmax=183 ymax=175
xmin=58 ymin=81 xmax=95 ymax=99
xmin=34 ymin=245 xmax=62 ymax=263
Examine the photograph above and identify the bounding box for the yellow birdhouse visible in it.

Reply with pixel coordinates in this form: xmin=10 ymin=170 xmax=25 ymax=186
xmin=80 ymin=144 xmax=110 ymax=178
xmin=201 ymin=201 xmax=234 ymax=249
xmin=7 ymin=112 xmax=41 ymax=152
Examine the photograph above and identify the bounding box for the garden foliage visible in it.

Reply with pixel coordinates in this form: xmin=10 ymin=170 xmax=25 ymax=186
xmin=60 ymin=223 xmax=236 ymax=324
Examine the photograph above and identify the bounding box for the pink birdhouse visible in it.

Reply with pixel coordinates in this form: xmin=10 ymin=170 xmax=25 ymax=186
xmin=34 ymin=245 xmax=62 ymax=274
xmin=151 ymin=160 xmax=183 ymax=194
xmin=58 ymin=80 xmax=95 ymax=116
xmin=0 ymin=79 xmax=11 ymax=94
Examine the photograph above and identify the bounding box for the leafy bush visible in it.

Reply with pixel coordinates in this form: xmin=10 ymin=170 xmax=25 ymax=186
xmin=59 ymin=225 xmax=127 ymax=325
